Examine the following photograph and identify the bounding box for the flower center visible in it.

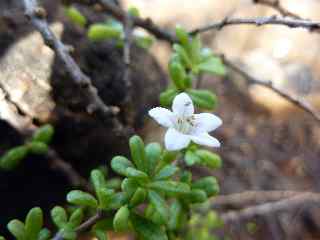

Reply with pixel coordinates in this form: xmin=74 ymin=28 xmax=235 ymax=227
xmin=175 ymin=116 xmax=195 ymax=134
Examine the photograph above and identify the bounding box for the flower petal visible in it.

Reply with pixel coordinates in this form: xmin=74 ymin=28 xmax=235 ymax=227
xmin=165 ymin=128 xmax=191 ymax=151
xmin=149 ymin=107 xmax=175 ymax=128
xmin=172 ymin=92 xmax=194 ymax=117
xmin=190 ymin=133 xmax=220 ymax=147
xmin=193 ymin=113 xmax=222 ymax=133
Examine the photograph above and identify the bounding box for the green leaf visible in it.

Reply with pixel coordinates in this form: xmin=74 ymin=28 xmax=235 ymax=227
xmin=198 ymin=56 xmax=226 ymax=76
xmin=68 ymin=208 xmax=83 ymax=228
xmin=97 ymin=188 xmax=114 ymax=209
xmin=200 ymin=47 xmax=214 ymax=61
xmin=0 ymin=146 xmax=28 ymax=170
xmin=180 ymin=170 xmax=192 ymax=184
xmin=145 ymin=143 xmax=162 ymax=176
xmin=93 ymin=218 xmax=113 ymax=231
xmin=65 ymin=6 xmax=87 ymax=27
xmin=154 ymin=165 xmax=178 ymax=180
xmin=105 ymin=19 xmax=123 ymax=32
xmin=32 ymin=124 xmax=54 ymax=144
xmin=184 ymin=150 xmax=201 ymax=166
xmin=113 ymin=205 xmax=130 ymax=232
xmin=27 ymin=142 xmax=48 ymax=155
xmin=195 ymin=150 xmax=222 ymax=169
xmin=51 ymin=206 xmax=68 ymax=228
xmin=0 ymin=236 xmax=5 ymax=240
xmin=7 ymin=220 xmax=25 ymax=240
xmin=121 ymin=178 xmax=139 ymax=198
xmin=128 ymin=6 xmax=140 ymax=17
xmin=192 ymin=176 xmax=220 ymax=197
xmin=108 ymin=192 xmax=128 ymax=209
xmin=130 ymin=213 xmax=168 ymax=240
xmin=146 ymin=207 xmax=164 ymax=225
xmin=111 ymin=156 xmax=133 ymax=176
xmin=160 ymin=88 xmax=178 ymax=107
xmin=149 ymin=181 xmax=190 ymax=195
xmin=129 ymin=135 xmax=147 ymax=172
xmin=184 ymin=74 xmax=193 ymax=89
xmin=207 ymin=211 xmax=224 ymax=229
xmin=88 ymin=24 xmax=121 ymax=41
xmin=105 ymin=178 xmax=121 ymax=189
xmin=129 ymin=187 xmax=147 ymax=207
xmin=175 ymin=26 xmax=189 ymax=49
xmin=25 ymin=207 xmax=43 ymax=240
xmin=67 ymin=190 xmax=98 ymax=207
xmin=90 ymin=169 xmax=106 ymax=192
xmin=172 ymin=44 xmax=192 ymax=68
xmin=168 ymin=199 xmax=182 ymax=230
xmin=184 ymin=189 xmax=208 ymax=203
xmin=161 ymin=151 xmax=179 ymax=165
xmin=189 ymin=35 xmax=202 ymax=64
xmin=125 ymin=167 xmax=149 ymax=180
xmin=60 ymin=228 xmax=76 ymax=240
xmin=186 ymin=89 xmax=217 ymax=110
xmin=135 ymin=35 xmax=154 ymax=49
xmin=169 ymin=60 xmax=187 ymax=90
xmin=38 ymin=228 xmax=51 ymax=240
xmin=93 ymin=229 xmax=108 ymax=240
xmin=148 ymin=190 xmax=168 ymax=223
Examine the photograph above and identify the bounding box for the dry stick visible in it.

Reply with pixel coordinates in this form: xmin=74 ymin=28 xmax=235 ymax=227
xmin=222 ymin=56 xmax=320 ymax=123
xmin=212 ymin=191 xmax=304 ymax=210
xmin=21 ymin=0 xmax=122 ymax=129
xmin=253 ymin=0 xmax=303 ymax=19
xmin=220 ymin=192 xmax=320 ymax=224
xmin=190 ymin=15 xmax=320 ymax=35
xmin=53 ymin=211 xmax=104 ymax=240
xmin=123 ymin=14 xmax=133 ymax=97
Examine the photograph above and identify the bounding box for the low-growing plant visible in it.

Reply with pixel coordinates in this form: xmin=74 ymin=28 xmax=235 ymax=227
xmin=1 ymin=6 xmax=226 ymax=240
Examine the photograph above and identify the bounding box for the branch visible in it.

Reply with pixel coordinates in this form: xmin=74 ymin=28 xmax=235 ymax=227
xmin=53 ymin=211 xmax=104 ymax=240
xmin=47 ymin=148 xmax=91 ymax=192
xmin=253 ymin=0 xmax=303 ymax=19
xmin=220 ymin=192 xmax=320 ymax=224
xmin=212 ymin=191 xmax=304 ymax=210
xmin=122 ymin=14 xmax=133 ymax=99
xmin=221 ymin=56 xmax=320 ymax=123
xmin=190 ymin=15 xmax=320 ymax=35
xmin=21 ymin=0 xmax=122 ymax=129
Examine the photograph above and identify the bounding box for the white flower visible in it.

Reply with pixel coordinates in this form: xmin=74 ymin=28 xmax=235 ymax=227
xmin=148 ymin=92 xmax=222 ymax=151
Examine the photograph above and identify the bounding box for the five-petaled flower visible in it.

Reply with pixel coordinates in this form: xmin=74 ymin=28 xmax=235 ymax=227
xmin=149 ymin=92 xmax=222 ymax=151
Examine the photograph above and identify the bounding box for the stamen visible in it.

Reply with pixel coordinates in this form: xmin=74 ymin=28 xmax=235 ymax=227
xmin=175 ymin=116 xmax=195 ymax=134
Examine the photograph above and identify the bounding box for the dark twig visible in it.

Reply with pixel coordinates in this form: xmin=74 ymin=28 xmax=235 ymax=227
xmin=190 ymin=15 xmax=320 ymax=35
xmin=21 ymin=0 xmax=122 ymax=129
xmin=47 ymin=148 xmax=91 ymax=192
xmin=53 ymin=210 xmax=105 ymax=240
xmin=221 ymin=56 xmax=320 ymax=123
xmin=253 ymin=0 xmax=303 ymax=19
xmin=212 ymin=191 xmax=304 ymax=210
xmin=123 ymin=14 xmax=133 ymax=98
xmin=220 ymin=192 xmax=320 ymax=224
